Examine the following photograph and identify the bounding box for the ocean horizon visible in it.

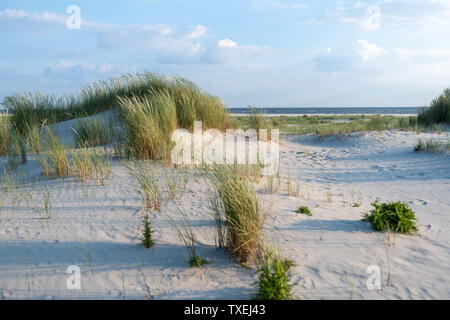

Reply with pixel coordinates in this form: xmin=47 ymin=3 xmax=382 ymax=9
xmin=228 ymin=106 xmax=421 ymax=115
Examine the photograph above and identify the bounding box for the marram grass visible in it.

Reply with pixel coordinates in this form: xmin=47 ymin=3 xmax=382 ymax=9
xmin=417 ymin=87 xmax=450 ymax=126
xmin=207 ymin=164 xmax=264 ymax=264
xmin=2 ymin=72 xmax=231 ymax=138
xmin=118 ymin=90 xmax=177 ymax=161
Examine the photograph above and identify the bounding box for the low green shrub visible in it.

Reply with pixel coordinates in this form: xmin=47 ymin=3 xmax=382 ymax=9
xmin=296 ymin=206 xmax=312 ymax=216
xmin=363 ymin=201 xmax=418 ymax=234
xmin=254 ymin=252 xmax=294 ymax=300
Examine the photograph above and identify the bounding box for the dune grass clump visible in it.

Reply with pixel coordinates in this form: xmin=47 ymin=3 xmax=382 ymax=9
xmin=248 ymin=107 xmax=272 ymax=133
xmin=264 ymin=176 xmax=279 ymax=194
xmin=37 ymin=129 xmax=69 ymax=178
xmin=296 ymin=206 xmax=312 ymax=216
xmin=254 ymin=251 xmax=294 ymax=300
xmin=127 ymin=162 xmax=161 ymax=211
xmin=69 ymin=144 xmax=112 ymax=185
xmin=417 ymin=88 xmax=450 ymax=126
xmin=73 ymin=117 xmax=111 ymax=148
xmin=5 ymin=130 xmax=27 ymax=170
xmin=25 ymin=122 xmax=45 ymax=154
xmin=2 ymin=72 xmax=231 ymax=139
xmin=285 ymin=174 xmax=300 ymax=197
xmin=0 ymin=114 xmax=10 ymax=156
xmin=208 ymin=164 xmax=264 ymax=264
xmin=414 ymin=138 xmax=449 ymax=153
xmin=169 ymin=77 xmax=230 ymax=131
xmin=363 ymin=201 xmax=418 ymax=234
xmin=2 ymin=92 xmax=71 ymax=137
xmin=119 ymin=90 xmax=177 ymax=161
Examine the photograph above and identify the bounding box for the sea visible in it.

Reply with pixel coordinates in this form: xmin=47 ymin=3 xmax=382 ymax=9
xmin=228 ymin=107 xmax=421 ymax=115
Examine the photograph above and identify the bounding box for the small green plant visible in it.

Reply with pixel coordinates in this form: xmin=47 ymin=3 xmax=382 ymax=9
xmin=350 ymin=187 xmax=363 ymax=207
xmin=188 ymin=255 xmax=210 ymax=268
xmin=140 ymin=212 xmax=155 ymax=248
xmin=254 ymin=251 xmax=294 ymax=300
xmin=414 ymin=139 xmax=425 ymax=152
xmin=363 ymin=201 xmax=418 ymax=234
xmin=296 ymin=206 xmax=312 ymax=216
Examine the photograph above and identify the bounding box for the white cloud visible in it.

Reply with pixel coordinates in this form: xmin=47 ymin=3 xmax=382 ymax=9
xmin=252 ymin=0 xmax=308 ymax=10
xmin=357 ymin=39 xmax=387 ymax=61
xmin=45 ymin=61 xmax=137 ymax=79
xmin=218 ymin=39 xmax=238 ymax=48
xmin=0 ymin=8 xmax=272 ymax=66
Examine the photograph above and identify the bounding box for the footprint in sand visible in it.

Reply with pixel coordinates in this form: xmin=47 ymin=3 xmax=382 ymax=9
xmin=411 ymin=199 xmax=428 ymax=206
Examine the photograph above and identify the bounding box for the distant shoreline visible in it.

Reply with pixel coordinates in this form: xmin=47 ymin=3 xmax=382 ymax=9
xmin=227 ymin=106 xmax=420 ymax=116
xmin=230 ymin=113 xmax=414 ymax=117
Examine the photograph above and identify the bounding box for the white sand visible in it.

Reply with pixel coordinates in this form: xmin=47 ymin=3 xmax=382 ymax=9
xmin=0 ymin=115 xmax=449 ymax=300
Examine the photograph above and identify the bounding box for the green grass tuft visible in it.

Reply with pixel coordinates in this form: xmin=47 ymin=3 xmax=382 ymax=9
xmin=188 ymin=255 xmax=210 ymax=268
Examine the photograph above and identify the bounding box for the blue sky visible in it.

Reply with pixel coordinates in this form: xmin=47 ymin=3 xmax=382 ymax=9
xmin=1 ymin=0 xmax=449 ymax=107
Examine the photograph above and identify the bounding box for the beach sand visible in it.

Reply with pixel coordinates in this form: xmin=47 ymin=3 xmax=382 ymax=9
xmin=0 ymin=114 xmax=448 ymax=300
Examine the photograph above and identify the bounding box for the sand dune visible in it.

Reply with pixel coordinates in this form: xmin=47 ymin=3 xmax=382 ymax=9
xmin=0 ymin=121 xmax=448 ymax=299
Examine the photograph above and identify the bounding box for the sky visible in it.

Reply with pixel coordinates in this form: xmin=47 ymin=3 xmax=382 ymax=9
xmin=0 ymin=0 xmax=449 ymax=108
